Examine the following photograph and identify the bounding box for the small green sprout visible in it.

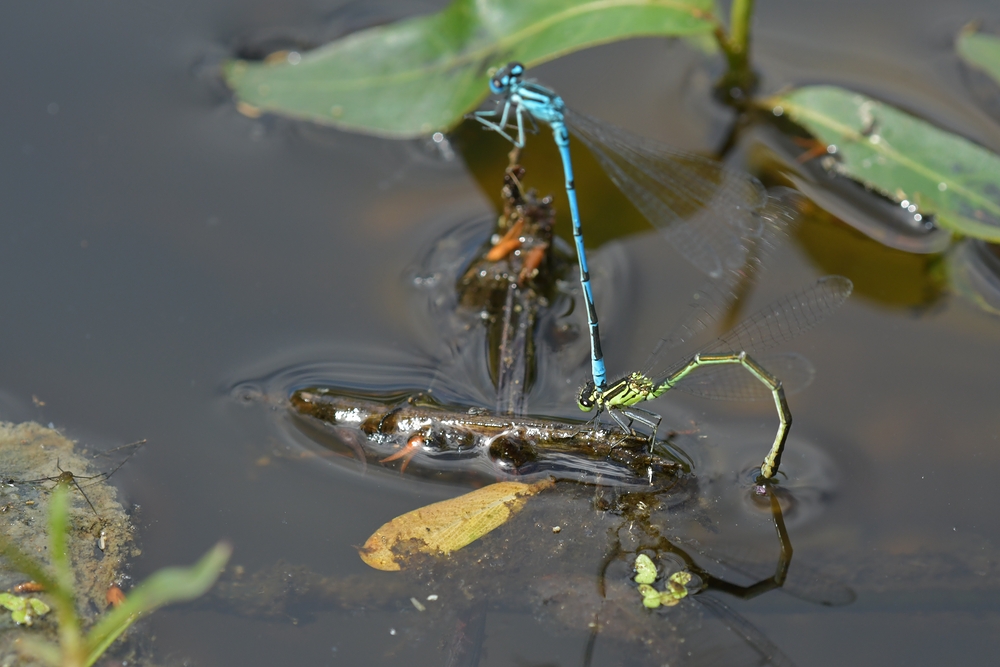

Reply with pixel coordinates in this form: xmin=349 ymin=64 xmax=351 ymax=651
xmin=0 ymin=480 xmax=230 ymax=667
xmin=0 ymin=592 xmax=51 ymax=626
xmin=633 ymin=554 xmax=658 ymax=585
xmin=633 ymin=556 xmax=693 ymax=609
xmin=659 ymin=571 xmax=693 ymax=607
xmin=637 ymin=584 xmax=662 ymax=609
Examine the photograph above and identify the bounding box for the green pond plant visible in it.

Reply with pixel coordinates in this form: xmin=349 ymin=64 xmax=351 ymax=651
xmin=0 ymin=481 xmax=230 ymax=667
xmin=632 ymin=554 xmax=695 ymax=609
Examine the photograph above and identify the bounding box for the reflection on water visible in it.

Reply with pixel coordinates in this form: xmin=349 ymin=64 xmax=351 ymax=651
xmin=948 ymin=239 xmax=1000 ymax=316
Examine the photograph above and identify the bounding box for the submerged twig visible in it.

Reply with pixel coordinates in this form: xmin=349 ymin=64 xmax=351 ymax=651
xmin=457 ymin=156 xmax=561 ymax=416
xmin=289 ymin=388 xmax=688 ymax=488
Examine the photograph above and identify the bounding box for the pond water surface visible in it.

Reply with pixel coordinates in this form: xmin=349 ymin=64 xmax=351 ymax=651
xmin=3 ymin=1 xmax=1000 ymax=665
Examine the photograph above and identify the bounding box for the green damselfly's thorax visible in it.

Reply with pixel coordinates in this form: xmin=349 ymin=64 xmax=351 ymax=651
xmin=577 ymin=372 xmax=658 ymax=413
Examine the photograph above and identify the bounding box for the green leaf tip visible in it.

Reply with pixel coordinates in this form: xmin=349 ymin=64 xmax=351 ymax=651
xmin=957 ymin=26 xmax=1000 ymax=87
xmin=84 ymin=541 xmax=232 ymax=665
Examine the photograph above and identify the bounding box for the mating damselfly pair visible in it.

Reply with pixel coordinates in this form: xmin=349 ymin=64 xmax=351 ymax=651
xmin=469 ymin=63 xmax=852 ymax=479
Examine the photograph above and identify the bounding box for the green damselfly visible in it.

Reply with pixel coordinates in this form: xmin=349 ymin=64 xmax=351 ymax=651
xmin=578 ymin=275 xmax=853 ymax=479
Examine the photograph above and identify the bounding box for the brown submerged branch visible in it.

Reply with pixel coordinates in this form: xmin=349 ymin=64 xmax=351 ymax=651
xmin=289 ymin=388 xmax=689 ymax=488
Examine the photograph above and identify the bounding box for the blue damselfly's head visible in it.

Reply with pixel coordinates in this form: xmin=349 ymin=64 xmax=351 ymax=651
xmin=489 ymin=62 xmax=525 ymax=94
xmin=577 ymin=381 xmax=598 ymax=412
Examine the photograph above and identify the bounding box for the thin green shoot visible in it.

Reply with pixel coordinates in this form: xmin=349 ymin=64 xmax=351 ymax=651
xmin=0 ymin=480 xmax=231 ymax=667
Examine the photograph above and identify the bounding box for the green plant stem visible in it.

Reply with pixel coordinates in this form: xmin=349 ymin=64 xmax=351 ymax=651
xmin=49 ymin=484 xmax=85 ymax=667
xmin=711 ymin=0 xmax=758 ymax=104
xmin=728 ymin=0 xmax=754 ymax=66
xmin=0 ymin=468 xmax=230 ymax=666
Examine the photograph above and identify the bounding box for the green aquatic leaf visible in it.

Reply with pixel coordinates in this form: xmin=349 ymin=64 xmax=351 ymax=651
xmin=957 ymin=28 xmax=1000 ymax=86
xmin=767 ymin=86 xmax=1000 ymax=242
xmin=223 ymin=0 xmax=718 ymax=138
xmin=638 ymin=583 xmax=662 ymax=608
xmin=634 ymin=565 xmax=693 ymax=609
xmin=661 ymin=570 xmax=692 ymax=605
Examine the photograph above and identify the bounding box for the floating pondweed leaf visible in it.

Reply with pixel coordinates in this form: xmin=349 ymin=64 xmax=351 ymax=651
xmin=746 ymin=123 xmax=952 ymax=254
xmin=223 ymin=0 xmax=717 ymax=138
xmin=957 ymin=27 xmax=1000 ymax=87
xmin=767 ymin=86 xmax=1000 ymax=243
xmin=359 ymin=478 xmax=554 ymax=571
xmin=0 ymin=422 xmax=138 ymax=615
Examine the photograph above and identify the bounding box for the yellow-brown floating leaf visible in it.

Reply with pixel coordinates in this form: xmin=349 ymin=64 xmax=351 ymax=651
xmin=359 ymin=479 xmax=554 ymax=571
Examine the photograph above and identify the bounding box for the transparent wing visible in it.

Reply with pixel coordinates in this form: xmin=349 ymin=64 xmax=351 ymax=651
xmin=686 ymin=595 xmax=801 ymax=667
xmin=642 ymin=189 xmax=802 ymax=371
xmin=675 ymin=351 xmax=816 ymax=401
xmin=653 ymin=276 xmax=854 ymax=389
xmin=702 ymin=276 xmax=854 ymax=356
xmin=565 ymin=107 xmax=768 ymax=278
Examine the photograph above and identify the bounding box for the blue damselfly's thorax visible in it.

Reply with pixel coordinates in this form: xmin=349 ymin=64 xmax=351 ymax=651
xmin=489 ymin=62 xmax=567 ymax=125
xmin=488 ymin=62 xmax=524 ymax=94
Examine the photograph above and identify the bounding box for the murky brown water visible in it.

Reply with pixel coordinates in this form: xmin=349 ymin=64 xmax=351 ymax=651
xmin=2 ymin=1 xmax=1000 ymax=665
